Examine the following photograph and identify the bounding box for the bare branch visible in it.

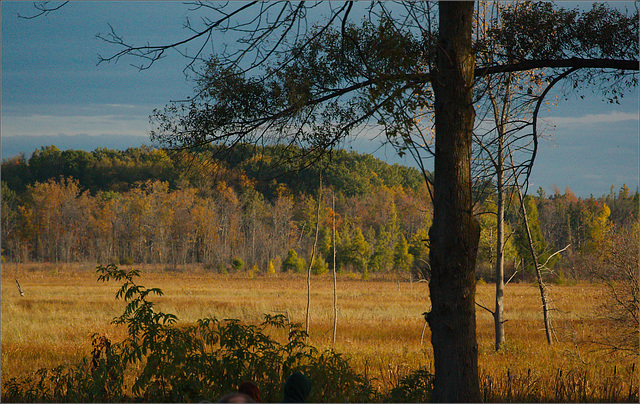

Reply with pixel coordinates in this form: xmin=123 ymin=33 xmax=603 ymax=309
xmin=475 ymin=300 xmax=495 ymax=316
xmin=18 ymin=1 xmax=68 ymax=19
xmin=540 ymin=244 xmax=571 ymax=269
xmin=96 ymin=1 xmax=260 ymax=70
xmin=505 ymin=269 xmax=519 ymax=286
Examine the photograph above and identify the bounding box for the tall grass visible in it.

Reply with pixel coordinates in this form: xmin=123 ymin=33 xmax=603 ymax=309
xmin=1 ymin=263 xmax=637 ymax=402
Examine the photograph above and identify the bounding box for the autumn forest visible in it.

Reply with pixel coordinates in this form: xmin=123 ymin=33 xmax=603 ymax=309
xmin=1 ymin=144 xmax=637 ymax=284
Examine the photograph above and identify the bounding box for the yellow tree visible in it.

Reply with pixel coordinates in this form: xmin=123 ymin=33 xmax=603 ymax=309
xmin=191 ymin=197 xmax=221 ymax=266
xmin=26 ymin=178 xmax=91 ymax=262
xmin=169 ymin=187 xmax=199 ymax=267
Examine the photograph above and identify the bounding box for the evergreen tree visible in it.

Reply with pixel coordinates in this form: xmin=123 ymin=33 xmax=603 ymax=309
xmin=311 ymin=255 xmax=328 ymax=275
xmin=318 ymin=227 xmax=332 ymax=258
xmin=408 ymin=227 xmax=430 ymax=275
xmin=282 ymin=249 xmax=305 ymax=273
xmin=369 ymin=228 xmax=393 ymax=273
xmin=393 ymin=234 xmax=414 ymax=274
xmin=351 ymin=227 xmax=370 ymax=273
xmin=336 ymin=229 xmax=352 ymax=270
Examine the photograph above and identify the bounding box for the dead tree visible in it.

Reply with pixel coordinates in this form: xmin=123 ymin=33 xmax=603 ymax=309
xmin=15 ymin=278 xmax=25 ymax=297
xmin=305 ymin=172 xmax=322 ymax=340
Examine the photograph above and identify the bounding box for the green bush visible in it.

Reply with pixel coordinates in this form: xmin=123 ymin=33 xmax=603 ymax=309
xmin=311 ymin=255 xmax=328 ymax=275
xmin=281 ymin=249 xmax=306 ymax=273
xmin=231 ymin=257 xmax=245 ymax=271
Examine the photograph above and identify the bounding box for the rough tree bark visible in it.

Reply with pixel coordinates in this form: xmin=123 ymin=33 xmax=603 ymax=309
xmin=427 ymin=2 xmax=482 ymax=402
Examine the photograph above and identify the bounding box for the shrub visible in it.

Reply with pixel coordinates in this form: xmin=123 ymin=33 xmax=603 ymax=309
xmin=267 ymin=260 xmax=276 ymax=274
xmin=282 ymin=249 xmax=305 ymax=273
xmin=1 ymin=264 xmax=376 ymax=403
xmin=385 ymin=368 xmax=434 ymax=403
xmin=311 ymin=255 xmax=328 ymax=275
xmin=594 ymin=223 xmax=640 ymax=355
xmin=231 ymin=257 xmax=245 ymax=271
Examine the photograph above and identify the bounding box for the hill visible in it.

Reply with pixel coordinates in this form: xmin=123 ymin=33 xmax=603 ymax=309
xmin=0 ymin=144 xmax=426 ymax=200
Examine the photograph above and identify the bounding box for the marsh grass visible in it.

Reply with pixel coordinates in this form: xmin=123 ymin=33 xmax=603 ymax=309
xmin=1 ymin=263 xmax=637 ymax=402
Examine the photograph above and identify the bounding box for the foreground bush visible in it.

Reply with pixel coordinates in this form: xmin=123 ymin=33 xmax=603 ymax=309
xmin=2 ymin=264 xmax=377 ymax=402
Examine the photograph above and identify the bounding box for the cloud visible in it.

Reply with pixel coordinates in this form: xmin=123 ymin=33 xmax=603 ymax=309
xmin=104 ymin=104 xmax=139 ymax=109
xmin=1 ymin=112 xmax=149 ymax=138
xmin=545 ymin=111 xmax=639 ymax=126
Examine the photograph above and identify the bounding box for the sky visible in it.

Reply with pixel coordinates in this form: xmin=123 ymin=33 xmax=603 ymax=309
xmin=1 ymin=1 xmax=638 ymax=198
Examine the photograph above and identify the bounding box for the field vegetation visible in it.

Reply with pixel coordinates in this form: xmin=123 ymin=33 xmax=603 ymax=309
xmin=1 ymin=262 xmax=637 ymax=402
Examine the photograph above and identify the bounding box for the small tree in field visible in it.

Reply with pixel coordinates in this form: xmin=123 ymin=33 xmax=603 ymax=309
xmin=267 ymin=260 xmax=276 ymax=274
xmin=393 ymin=234 xmax=414 ymax=277
xmin=281 ymin=249 xmax=305 ymax=273
xmin=311 ymin=255 xmax=328 ymax=275
xmin=231 ymin=258 xmax=244 ymax=272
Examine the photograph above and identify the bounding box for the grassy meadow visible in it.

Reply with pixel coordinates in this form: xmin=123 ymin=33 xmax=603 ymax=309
xmin=1 ymin=262 xmax=637 ymax=401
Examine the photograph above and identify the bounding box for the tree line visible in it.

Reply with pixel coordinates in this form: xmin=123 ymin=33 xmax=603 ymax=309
xmin=2 ymin=144 xmax=637 ymax=282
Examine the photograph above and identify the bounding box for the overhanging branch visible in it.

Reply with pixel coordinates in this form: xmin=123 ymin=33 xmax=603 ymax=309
xmin=476 ymin=58 xmax=639 ymax=78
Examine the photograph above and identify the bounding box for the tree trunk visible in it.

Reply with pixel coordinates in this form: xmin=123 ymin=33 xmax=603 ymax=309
xmin=494 ymin=155 xmax=506 ymax=350
xmin=517 ymin=188 xmax=553 ymax=344
xmin=305 ymin=173 xmax=322 ymax=339
xmin=428 ymin=2 xmax=482 ymax=402
xmin=488 ymin=70 xmax=513 ymax=352
xmin=332 ymin=190 xmax=338 ymax=345
xmin=492 ymin=83 xmax=508 ymax=351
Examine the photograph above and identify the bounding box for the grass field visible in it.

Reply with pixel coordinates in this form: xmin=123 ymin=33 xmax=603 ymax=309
xmin=1 ymin=262 xmax=637 ymax=401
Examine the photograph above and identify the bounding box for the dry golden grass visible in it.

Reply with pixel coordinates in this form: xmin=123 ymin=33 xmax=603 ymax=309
xmin=1 ymin=263 xmax=637 ymax=400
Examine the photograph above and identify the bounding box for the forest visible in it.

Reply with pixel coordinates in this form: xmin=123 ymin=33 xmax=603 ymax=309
xmin=2 ymin=144 xmax=637 ymax=284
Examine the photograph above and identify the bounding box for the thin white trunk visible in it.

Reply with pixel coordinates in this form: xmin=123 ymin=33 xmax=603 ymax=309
xmin=332 ymin=190 xmax=338 ymax=345
xmin=494 ymin=161 xmax=505 ymax=350
xmin=305 ymin=174 xmax=322 ymax=339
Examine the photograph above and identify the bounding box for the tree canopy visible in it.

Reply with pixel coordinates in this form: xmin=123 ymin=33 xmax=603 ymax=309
xmin=143 ymin=2 xmax=637 ymax=192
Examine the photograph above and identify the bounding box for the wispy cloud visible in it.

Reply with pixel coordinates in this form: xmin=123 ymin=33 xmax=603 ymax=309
xmin=104 ymin=104 xmax=139 ymax=109
xmin=546 ymin=111 xmax=639 ymax=126
xmin=1 ymin=113 xmax=149 ymax=137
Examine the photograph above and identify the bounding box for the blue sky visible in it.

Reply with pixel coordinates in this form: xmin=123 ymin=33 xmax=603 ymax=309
xmin=1 ymin=1 xmax=638 ymax=198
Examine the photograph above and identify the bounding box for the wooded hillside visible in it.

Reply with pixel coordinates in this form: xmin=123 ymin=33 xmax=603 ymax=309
xmin=1 ymin=144 xmax=637 ymax=282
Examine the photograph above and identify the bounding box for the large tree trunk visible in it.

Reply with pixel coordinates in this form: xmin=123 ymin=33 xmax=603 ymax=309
xmin=427 ymin=2 xmax=482 ymax=402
